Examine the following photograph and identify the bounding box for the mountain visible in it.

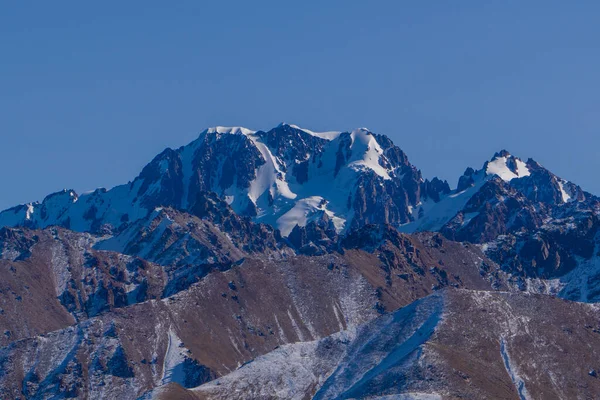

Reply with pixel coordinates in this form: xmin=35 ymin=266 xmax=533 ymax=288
xmin=1 ymin=125 xmax=593 ymax=254
xmin=0 ymin=124 xmax=448 ymax=237
xmin=2 ymin=123 xmax=600 ymax=399
xmin=0 ymin=231 xmax=498 ymax=399
xmin=164 ymin=289 xmax=600 ymax=400
xmin=400 ymin=150 xmax=594 ymax=236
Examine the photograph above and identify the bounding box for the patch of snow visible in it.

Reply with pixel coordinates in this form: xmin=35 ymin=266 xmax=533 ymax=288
xmin=49 ymin=242 xmax=72 ymax=297
xmin=276 ymin=196 xmax=345 ymax=237
xmin=25 ymin=203 xmax=34 ymax=220
xmin=515 ymin=159 xmax=531 ymax=178
xmin=461 ymin=211 xmax=480 ymax=226
xmin=274 ymin=314 xmax=288 ymax=343
xmin=161 ymin=328 xmax=187 ymax=385
xmin=332 ymin=302 xmax=346 ymax=332
xmin=206 ymin=126 xmax=256 ymax=136
xmin=346 ymin=129 xmax=391 ymax=180
xmin=284 ymin=123 xmax=342 ymax=141
xmin=556 ymin=249 xmax=600 ymax=302
xmin=486 ymin=156 xmax=530 ymax=182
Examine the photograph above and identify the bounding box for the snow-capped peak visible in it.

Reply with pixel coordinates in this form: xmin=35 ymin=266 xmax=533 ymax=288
xmin=347 ymin=128 xmax=391 ymax=179
xmin=204 ymin=126 xmax=256 ymax=136
xmin=0 ymin=122 xmax=424 ymax=235
xmin=485 ymin=151 xmax=531 ymax=182
xmin=278 ymin=122 xmax=341 ymax=140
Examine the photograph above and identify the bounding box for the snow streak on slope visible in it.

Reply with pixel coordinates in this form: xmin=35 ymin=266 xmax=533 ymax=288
xmin=231 ymin=125 xmax=398 ymax=232
xmin=558 ymin=180 xmax=573 ymax=203
xmin=314 ymin=294 xmax=443 ymax=400
xmin=96 ymin=207 xmax=173 ymax=259
xmin=500 ymin=338 xmax=531 ymax=400
xmin=245 ymin=132 xmax=296 ymax=209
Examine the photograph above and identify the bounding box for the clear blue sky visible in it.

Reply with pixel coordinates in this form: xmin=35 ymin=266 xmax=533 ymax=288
xmin=2 ymin=2 xmax=600 ymax=210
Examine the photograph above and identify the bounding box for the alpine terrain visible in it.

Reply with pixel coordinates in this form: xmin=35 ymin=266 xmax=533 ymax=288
xmin=2 ymin=123 xmax=600 ymax=399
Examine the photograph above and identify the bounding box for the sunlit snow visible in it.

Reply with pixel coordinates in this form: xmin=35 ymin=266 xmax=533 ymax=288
xmin=486 ymin=156 xmax=531 ymax=182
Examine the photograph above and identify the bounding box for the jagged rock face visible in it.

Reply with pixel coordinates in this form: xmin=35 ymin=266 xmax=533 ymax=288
xmin=97 ymin=203 xmax=289 ymax=269
xmin=342 ymin=226 xmax=508 ymax=297
xmin=187 ymin=192 xmax=287 ymax=256
xmin=348 ymin=172 xmax=411 ymax=231
xmin=403 ymin=150 xmax=597 ymax=244
xmin=485 ymin=210 xmax=600 ymax=279
xmin=511 ymin=158 xmax=589 ymax=205
xmin=136 ymin=148 xmax=185 ymax=211
xmin=259 ymin=124 xmax=329 ymax=184
xmin=421 ymin=176 xmax=451 ymax=203
xmin=287 ymin=212 xmax=338 ymax=255
xmin=0 ymin=204 xmax=290 ymax=348
xmin=183 ymin=130 xmax=264 ymax=210
xmin=0 ymin=227 xmax=167 ymax=347
xmin=440 ymin=178 xmax=545 ymax=243
xmin=96 ymin=204 xmax=293 ymax=297
xmin=426 ymin=153 xmax=600 ymax=294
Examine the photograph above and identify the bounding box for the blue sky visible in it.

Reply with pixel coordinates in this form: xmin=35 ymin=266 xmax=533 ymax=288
xmin=1 ymin=2 xmax=600 ymax=210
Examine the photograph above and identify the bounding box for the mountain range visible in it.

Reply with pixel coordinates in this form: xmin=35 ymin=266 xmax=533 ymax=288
xmin=1 ymin=123 xmax=600 ymax=399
